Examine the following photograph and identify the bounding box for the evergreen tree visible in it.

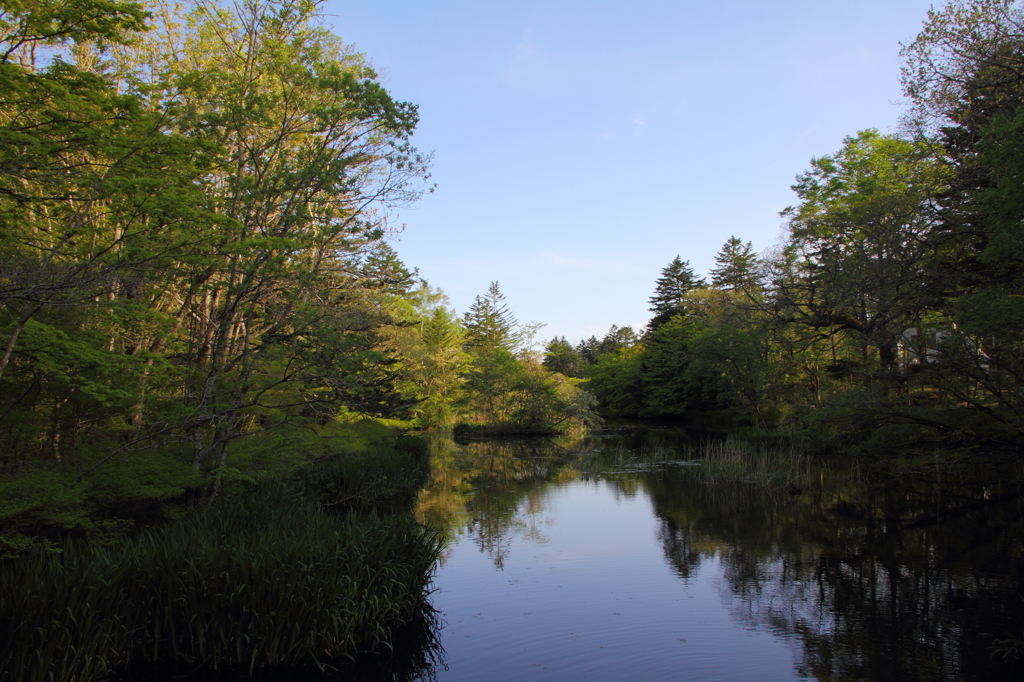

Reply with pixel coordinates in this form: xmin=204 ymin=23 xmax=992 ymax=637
xmin=647 ymin=257 xmax=706 ymax=331
xmin=543 ymin=337 xmax=584 ymax=377
xmin=710 ymin=237 xmax=759 ymax=292
xmin=463 ymin=281 xmax=518 ymax=352
xmin=415 ymin=306 xmax=467 ymax=427
xmin=597 ymin=325 xmax=639 ymax=355
xmin=576 ymin=336 xmax=601 ymax=365
xmin=360 ymin=244 xmax=417 ymax=294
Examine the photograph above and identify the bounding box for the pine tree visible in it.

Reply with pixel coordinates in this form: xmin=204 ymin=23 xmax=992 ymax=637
xmin=543 ymin=337 xmax=583 ymax=377
xmin=463 ymin=281 xmax=518 ymax=352
xmin=360 ymin=243 xmax=417 ymax=294
xmin=710 ymin=236 xmax=759 ymax=291
xmin=647 ymin=257 xmax=706 ymax=330
xmin=598 ymin=325 xmax=638 ymax=355
xmin=576 ymin=336 xmax=601 ymax=365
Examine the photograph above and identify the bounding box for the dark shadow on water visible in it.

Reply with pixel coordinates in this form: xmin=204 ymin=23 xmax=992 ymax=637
xmin=649 ymin=468 xmax=1024 ymax=682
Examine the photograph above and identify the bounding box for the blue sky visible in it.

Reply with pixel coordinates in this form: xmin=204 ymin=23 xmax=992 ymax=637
xmin=323 ymin=0 xmax=939 ymax=345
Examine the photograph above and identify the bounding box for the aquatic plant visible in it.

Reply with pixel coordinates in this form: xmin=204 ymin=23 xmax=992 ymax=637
xmin=603 ymin=436 xmax=812 ymax=488
xmin=690 ymin=439 xmax=811 ymax=487
xmin=0 ymin=450 xmax=441 ymax=682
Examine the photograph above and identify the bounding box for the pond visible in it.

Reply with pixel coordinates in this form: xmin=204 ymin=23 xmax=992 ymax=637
xmin=405 ymin=427 xmax=1024 ymax=681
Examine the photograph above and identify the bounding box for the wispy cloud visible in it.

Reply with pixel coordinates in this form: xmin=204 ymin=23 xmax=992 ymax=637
xmin=506 ymin=27 xmax=550 ymax=85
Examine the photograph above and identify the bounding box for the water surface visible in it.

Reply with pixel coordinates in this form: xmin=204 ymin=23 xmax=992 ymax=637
xmin=411 ymin=429 xmax=1024 ymax=681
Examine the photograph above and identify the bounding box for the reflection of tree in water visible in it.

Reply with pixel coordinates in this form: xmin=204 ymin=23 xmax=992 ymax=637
xmin=415 ymin=436 xmax=591 ymax=568
xmin=415 ymin=432 xmax=669 ymax=569
xmin=649 ymin=469 xmax=1024 ymax=681
xmin=415 ymin=431 xmax=1022 ymax=679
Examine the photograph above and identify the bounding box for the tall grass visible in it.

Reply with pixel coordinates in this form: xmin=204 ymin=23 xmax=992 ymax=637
xmin=0 ymin=440 xmax=441 ymax=682
xmin=694 ymin=439 xmax=811 ymax=487
xmin=605 ymin=437 xmax=812 ymax=488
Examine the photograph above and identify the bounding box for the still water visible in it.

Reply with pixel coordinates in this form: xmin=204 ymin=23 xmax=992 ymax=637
xmin=409 ymin=428 xmax=1024 ymax=681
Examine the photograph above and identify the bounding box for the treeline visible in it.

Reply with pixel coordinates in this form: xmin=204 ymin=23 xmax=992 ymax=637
xmin=545 ymin=0 xmax=1024 ymax=454
xmin=400 ymin=281 xmax=598 ymax=438
xmin=0 ymin=0 xmax=597 ymax=555
xmin=0 ymin=0 xmax=432 ymax=553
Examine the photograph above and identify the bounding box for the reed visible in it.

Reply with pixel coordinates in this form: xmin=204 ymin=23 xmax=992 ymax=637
xmin=0 ymin=441 xmax=441 ymax=682
xmin=692 ymin=438 xmax=811 ymax=487
xmin=603 ymin=437 xmax=812 ymax=488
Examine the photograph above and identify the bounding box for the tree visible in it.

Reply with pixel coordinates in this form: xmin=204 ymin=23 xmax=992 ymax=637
xmin=647 ymin=256 xmax=706 ymax=331
xmin=597 ymin=325 xmax=639 ymax=355
xmin=900 ymin=0 xmax=1024 ymax=137
xmin=582 ymin=345 xmax=644 ymax=418
xmin=0 ymin=0 xmax=433 ymax=498
xmin=710 ymin=237 xmax=759 ymax=293
xmin=543 ymin=336 xmax=583 ymax=377
xmin=900 ymin=0 xmax=1024 ymax=429
xmin=463 ymin=281 xmax=519 ymax=353
xmin=774 ymin=130 xmax=948 ymax=371
xmin=410 ymin=306 xmax=468 ymax=427
xmin=576 ymin=335 xmax=601 ymax=365
xmin=639 ymin=311 xmax=710 ymax=418
xmin=360 ymin=243 xmax=418 ymax=295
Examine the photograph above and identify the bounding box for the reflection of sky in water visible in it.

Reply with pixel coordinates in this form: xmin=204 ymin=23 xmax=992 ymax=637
xmin=414 ymin=433 xmax=1024 ymax=681
xmin=428 ymin=480 xmax=807 ymax=681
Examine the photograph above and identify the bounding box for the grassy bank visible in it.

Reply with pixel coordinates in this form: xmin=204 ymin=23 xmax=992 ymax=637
xmin=0 ymin=437 xmax=441 ymax=682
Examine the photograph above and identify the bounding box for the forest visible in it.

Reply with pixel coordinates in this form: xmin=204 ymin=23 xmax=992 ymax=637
xmin=547 ymin=1 xmax=1024 ymax=460
xmin=2 ymin=0 xmax=1024 ymax=678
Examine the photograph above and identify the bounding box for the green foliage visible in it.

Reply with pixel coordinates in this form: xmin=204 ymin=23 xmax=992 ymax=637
xmin=0 ymin=472 xmax=441 ymax=681
xmin=682 ymin=320 xmax=772 ymax=414
xmin=777 ymin=129 xmax=949 ymax=369
xmin=463 ymin=281 xmax=519 ymax=353
xmin=543 ymin=336 xmax=584 ymax=377
xmin=457 ymin=350 xmax=599 ymax=436
xmin=405 ymin=306 xmax=468 ymax=428
xmin=0 ymin=449 xmax=203 ymax=557
xmin=582 ymin=345 xmax=644 ymax=418
xmin=287 ymin=435 xmax=431 ymax=513
xmin=647 ymin=256 xmax=706 ymax=331
xmin=0 ymin=0 xmax=433 ymax=518
xmin=639 ymin=313 xmax=709 ymax=418
xmin=710 ymin=236 xmax=759 ymax=292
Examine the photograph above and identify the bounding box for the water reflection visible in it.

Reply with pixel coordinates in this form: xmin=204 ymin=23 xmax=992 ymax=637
xmin=413 ymin=429 xmax=1024 ymax=681
xmin=649 ymin=466 xmax=1024 ymax=681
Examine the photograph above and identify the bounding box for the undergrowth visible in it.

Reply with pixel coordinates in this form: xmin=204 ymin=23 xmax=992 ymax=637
xmin=0 ymin=437 xmax=441 ymax=682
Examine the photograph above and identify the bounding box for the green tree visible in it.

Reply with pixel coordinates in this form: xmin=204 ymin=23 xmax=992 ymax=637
xmin=576 ymin=335 xmax=600 ymax=365
xmin=710 ymin=236 xmax=759 ymax=293
xmin=463 ymin=281 xmax=518 ymax=353
xmin=148 ymin=0 xmax=430 ymax=487
xmin=411 ymin=306 xmax=468 ymax=427
xmin=774 ymin=130 xmax=948 ymax=371
xmin=582 ymin=345 xmax=644 ymax=418
xmin=543 ymin=336 xmax=584 ymax=377
xmin=647 ymin=256 xmax=706 ymax=331
xmin=901 ymin=0 xmax=1024 ymax=431
xmin=639 ymin=310 xmax=710 ymax=418
xmin=597 ymin=325 xmax=639 ymax=355
xmin=0 ymin=0 xmax=433 ymax=500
